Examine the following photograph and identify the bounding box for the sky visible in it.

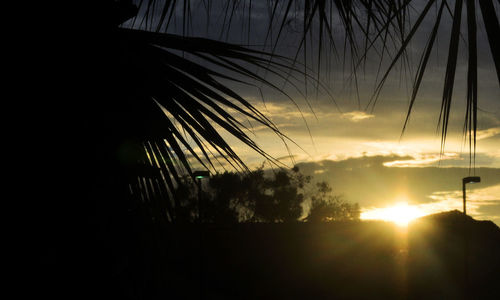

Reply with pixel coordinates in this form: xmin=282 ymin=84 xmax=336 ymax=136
xmin=126 ymin=0 xmax=500 ymax=225
xmin=218 ymin=91 xmax=500 ymax=225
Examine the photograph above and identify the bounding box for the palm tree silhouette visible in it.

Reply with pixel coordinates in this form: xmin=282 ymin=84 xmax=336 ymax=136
xmin=32 ymin=1 xmax=499 ymax=296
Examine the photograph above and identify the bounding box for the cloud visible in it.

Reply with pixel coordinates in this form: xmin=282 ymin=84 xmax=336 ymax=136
xmin=427 ymin=184 xmax=500 ymax=224
xmin=476 ymin=127 xmax=500 ymax=140
xmin=341 ymin=111 xmax=375 ymax=122
xmin=295 ymin=155 xmax=500 ymax=210
xmin=383 ymin=153 xmax=460 ymax=167
xmin=275 ymin=154 xmax=299 ymax=161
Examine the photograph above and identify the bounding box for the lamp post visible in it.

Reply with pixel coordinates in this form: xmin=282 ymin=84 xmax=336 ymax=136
xmin=461 ymin=176 xmax=480 ymax=299
xmin=192 ymin=170 xmax=209 ymax=300
xmin=462 ymin=176 xmax=480 ymax=216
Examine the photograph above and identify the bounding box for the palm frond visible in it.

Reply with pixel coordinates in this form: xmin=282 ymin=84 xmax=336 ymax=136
xmin=116 ymin=26 xmax=311 ymax=221
xmin=369 ymin=0 xmax=499 ymax=167
xmin=111 ymin=0 xmax=500 ymax=222
xmin=478 ymin=0 xmax=500 ymax=87
xmin=402 ymin=1 xmax=445 ymax=136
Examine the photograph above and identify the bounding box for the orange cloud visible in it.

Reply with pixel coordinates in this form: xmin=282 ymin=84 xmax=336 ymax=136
xmin=341 ymin=111 xmax=375 ymax=122
xmin=476 ymin=127 xmax=500 ymax=140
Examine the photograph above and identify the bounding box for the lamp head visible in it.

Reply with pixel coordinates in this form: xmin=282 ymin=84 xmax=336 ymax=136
xmin=193 ymin=170 xmax=210 ymax=179
xmin=463 ymin=176 xmax=481 ymax=184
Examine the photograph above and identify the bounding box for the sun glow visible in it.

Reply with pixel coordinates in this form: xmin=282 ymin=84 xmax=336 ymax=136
xmin=361 ymin=202 xmax=426 ymax=227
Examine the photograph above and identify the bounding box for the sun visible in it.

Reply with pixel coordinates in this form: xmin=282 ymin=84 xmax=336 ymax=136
xmin=361 ymin=202 xmax=425 ymax=227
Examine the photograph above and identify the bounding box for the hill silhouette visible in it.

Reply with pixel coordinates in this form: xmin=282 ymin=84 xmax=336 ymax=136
xmin=408 ymin=210 xmax=500 ymax=299
xmin=98 ymin=211 xmax=500 ymax=299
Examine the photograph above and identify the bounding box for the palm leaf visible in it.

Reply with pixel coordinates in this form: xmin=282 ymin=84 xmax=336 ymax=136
xmin=370 ymin=0 xmax=499 ymax=166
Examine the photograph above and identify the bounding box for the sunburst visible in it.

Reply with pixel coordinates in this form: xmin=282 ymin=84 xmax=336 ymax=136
xmin=361 ymin=202 xmax=425 ymax=227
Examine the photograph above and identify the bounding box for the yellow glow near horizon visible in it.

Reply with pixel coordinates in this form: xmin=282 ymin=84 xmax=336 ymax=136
xmin=361 ymin=202 xmax=426 ymax=227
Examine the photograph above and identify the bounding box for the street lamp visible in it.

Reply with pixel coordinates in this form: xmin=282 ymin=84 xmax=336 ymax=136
xmin=461 ymin=176 xmax=480 ymax=299
xmin=462 ymin=176 xmax=480 ymax=215
xmin=193 ymin=170 xmax=210 ymax=223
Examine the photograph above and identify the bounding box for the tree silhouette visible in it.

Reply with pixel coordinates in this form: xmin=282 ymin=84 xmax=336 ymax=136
xmin=206 ymin=172 xmax=243 ymax=224
xmin=170 ymin=167 xmax=359 ymax=224
xmin=306 ymin=181 xmax=360 ymax=222
xmin=267 ymin=168 xmax=310 ymax=222
xmin=171 ymin=175 xmax=199 ymax=222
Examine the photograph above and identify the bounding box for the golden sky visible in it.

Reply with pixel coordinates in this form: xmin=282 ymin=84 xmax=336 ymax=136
xmin=210 ymin=70 xmax=500 ymax=225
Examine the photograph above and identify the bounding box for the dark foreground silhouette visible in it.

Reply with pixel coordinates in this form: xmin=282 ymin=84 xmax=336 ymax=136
xmin=82 ymin=210 xmax=497 ymax=300
xmin=34 ymin=210 xmax=499 ymax=299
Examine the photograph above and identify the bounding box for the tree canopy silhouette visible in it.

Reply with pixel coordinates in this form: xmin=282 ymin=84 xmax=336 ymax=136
xmin=172 ymin=167 xmax=358 ymax=224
